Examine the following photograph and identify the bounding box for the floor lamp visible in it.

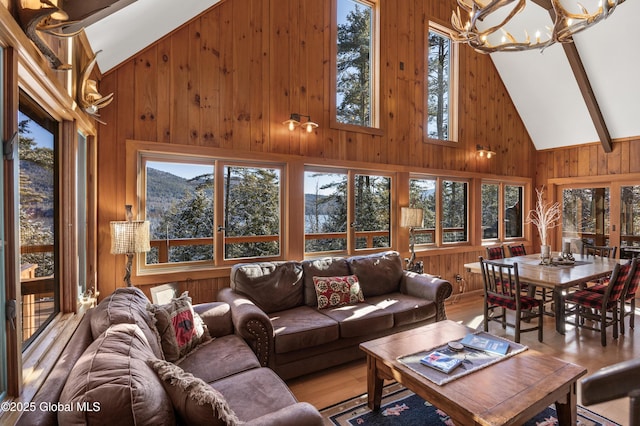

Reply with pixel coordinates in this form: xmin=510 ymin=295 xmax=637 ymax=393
xmin=110 ymin=205 xmax=150 ymax=287
xmin=401 ymin=207 xmax=424 ymax=274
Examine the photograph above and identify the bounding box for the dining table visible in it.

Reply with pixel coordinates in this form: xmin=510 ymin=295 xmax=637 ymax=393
xmin=464 ymin=253 xmax=621 ymax=334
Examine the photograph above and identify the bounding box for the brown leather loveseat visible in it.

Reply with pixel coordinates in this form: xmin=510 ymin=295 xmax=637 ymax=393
xmin=17 ymin=287 xmax=322 ymax=426
xmin=218 ymin=251 xmax=453 ymax=380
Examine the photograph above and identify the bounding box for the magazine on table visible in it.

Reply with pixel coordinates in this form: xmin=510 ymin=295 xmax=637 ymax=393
xmin=419 ymin=351 xmax=462 ymax=374
xmin=460 ymin=333 xmax=510 ymax=355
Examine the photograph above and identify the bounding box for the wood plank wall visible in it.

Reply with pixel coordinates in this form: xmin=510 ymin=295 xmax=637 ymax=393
xmin=96 ymin=0 xmax=537 ymax=302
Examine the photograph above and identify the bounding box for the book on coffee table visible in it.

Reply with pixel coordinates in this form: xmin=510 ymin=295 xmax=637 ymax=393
xmin=460 ymin=333 xmax=509 ymax=355
xmin=419 ymin=351 xmax=462 ymax=374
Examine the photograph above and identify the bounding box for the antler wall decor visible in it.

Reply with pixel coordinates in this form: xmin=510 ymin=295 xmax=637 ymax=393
xmin=14 ymin=0 xmax=80 ymax=70
xmin=451 ymin=0 xmax=625 ymax=53
xmin=78 ymin=51 xmax=114 ymax=124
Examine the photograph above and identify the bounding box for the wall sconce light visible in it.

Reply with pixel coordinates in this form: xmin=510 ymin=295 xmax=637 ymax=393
xmin=476 ymin=144 xmax=496 ymax=159
xmin=283 ymin=113 xmax=318 ymax=133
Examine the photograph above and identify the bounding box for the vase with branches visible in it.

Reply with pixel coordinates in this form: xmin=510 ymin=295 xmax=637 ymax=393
xmin=527 ymin=186 xmax=561 ymax=261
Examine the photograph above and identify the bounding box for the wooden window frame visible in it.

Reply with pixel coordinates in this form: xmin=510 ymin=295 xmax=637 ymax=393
xmin=132 ymin=142 xmax=286 ymax=278
xmin=480 ymin=180 xmax=527 ymax=244
xmin=425 ymin=21 xmax=459 ymax=145
xmin=330 ymin=0 xmax=382 ymax=136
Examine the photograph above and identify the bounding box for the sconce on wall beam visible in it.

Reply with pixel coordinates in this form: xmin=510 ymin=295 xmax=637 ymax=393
xmin=476 ymin=144 xmax=496 ymax=159
xmin=283 ymin=113 xmax=318 ymax=133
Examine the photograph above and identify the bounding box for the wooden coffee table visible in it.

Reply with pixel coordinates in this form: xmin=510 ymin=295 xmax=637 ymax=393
xmin=359 ymin=320 xmax=587 ymax=426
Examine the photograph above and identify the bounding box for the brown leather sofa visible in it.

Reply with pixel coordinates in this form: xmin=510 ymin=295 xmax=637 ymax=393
xmin=17 ymin=287 xmax=322 ymax=426
xmin=218 ymin=251 xmax=453 ymax=380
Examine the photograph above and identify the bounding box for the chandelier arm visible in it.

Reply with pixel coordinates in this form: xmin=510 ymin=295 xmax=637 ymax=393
xmin=451 ymin=0 xmax=625 ymax=53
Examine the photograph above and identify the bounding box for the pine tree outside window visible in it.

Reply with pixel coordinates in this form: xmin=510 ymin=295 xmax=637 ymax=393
xmin=140 ymin=154 xmax=283 ymax=271
xmin=332 ymin=0 xmax=379 ymax=130
xmin=427 ymin=22 xmax=458 ymax=142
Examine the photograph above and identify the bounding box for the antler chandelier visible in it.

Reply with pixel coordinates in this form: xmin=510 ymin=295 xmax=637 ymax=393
xmin=451 ymin=0 xmax=625 ymax=53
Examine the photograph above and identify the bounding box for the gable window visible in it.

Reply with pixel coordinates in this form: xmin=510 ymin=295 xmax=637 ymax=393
xmin=332 ymin=0 xmax=379 ymax=130
xmin=427 ymin=22 xmax=458 ymax=142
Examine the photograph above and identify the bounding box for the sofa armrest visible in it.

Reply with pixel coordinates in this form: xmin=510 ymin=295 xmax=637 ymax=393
xmin=193 ymin=302 xmax=233 ymax=338
xmin=401 ymin=272 xmax=453 ymax=321
xmin=244 ymin=402 xmax=323 ymax=426
xmin=217 ymin=287 xmax=274 ymax=367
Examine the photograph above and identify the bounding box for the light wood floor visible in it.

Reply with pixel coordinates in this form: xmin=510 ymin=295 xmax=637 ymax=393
xmin=287 ymin=293 xmax=638 ymax=425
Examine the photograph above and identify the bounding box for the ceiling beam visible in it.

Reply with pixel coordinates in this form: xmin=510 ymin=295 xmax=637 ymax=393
xmin=531 ymin=0 xmax=613 ymax=153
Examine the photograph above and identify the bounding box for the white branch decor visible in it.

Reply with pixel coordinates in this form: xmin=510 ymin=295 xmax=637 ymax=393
xmin=527 ymin=186 xmax=561 ymax=247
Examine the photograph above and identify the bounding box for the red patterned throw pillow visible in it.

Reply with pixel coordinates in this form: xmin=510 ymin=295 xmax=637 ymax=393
xmin=313 ymin=275 xmax=364 ymax=309
xmin=149 ymin=292 xmax=209 ymax=362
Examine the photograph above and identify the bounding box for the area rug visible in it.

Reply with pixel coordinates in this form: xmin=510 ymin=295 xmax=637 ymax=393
xmin=321 ymin=382 xmax=621 ymax=426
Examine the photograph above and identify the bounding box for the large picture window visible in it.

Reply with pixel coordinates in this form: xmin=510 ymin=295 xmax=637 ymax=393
xmin=481 ymin=182 xmax=524 ymax=241
xmin=427 ymin=22 xmax=458 ymax=142
xmin=304 ymin=169 xmax=390 ymax=254
xmin=141 ymin=154 xmax=283 ymax=270
xmin=304 ymin=171 xmax=348 ymax=253
xmin=409 ymin=176 xmax=468 ymax=246
xmin=333 ymin=0 xmax=379 ymax=129
xmin=223 ymin=165 xmax=281 ymax=259
xmin=144 ymin=160 xmax=214 ymax=266
xmin=409 ymin=177 xmax=436 ymax=245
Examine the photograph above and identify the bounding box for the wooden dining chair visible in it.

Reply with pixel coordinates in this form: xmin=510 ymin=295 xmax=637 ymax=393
xmin=486 ymin=246 xmax=505 ymax=260
xmin=563 ymin=260 xmax=633 ymax=346
xmin=507 ymin=244 xmax=526 ymax=257
xmin=587 ymin=258 xmax=639 ymax=335
xmin=581 ymin=243 xmax=617 ymax=258
xmin=506 ymin=243 xmax=552 ymax=312
xmin=479 ymin=256 xmax=544 ymax=343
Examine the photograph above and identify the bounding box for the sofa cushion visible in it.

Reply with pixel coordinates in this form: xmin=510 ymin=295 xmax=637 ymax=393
xmin=231 ymin=261 xmax=304 ymax=314
xmin=302 ymin=257 xmax=350 ymax=306
xmin=210 ymin=368 xmax=299 ymax=423
xmin=320 ymin=303 xmax=394 ymax=338
xmin=177 ymin=334 xmax=261 ymax=382
xmin=149 ymin=291 xmax=210 ymax=362
xmin=270 ymin=306 xmax=340 ymax=354
xmin=313 ymin=275 xmax=364 ymax=309
xmin=348 ymin=251 xmax=404 ymax=297
xmin=90 ymin=286 xmax=163 ymax=358
xmin=58 ymin=323 xmax=174 ymax=426
xmin=148 ymin=358 xmax=241 ymax=426
xmin=365 ymin=292 xmax=437 ymax=326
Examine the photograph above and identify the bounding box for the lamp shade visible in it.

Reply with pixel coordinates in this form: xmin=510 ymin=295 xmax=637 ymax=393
xmin=400 ymin=207 xmax=424 ymax=228
xmin=110 ymin=220 xmax=151 ymax=254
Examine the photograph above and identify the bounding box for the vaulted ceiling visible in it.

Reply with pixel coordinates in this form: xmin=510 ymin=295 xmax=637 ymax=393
xmin=61 ymin=0 xmax=638 ymax=152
